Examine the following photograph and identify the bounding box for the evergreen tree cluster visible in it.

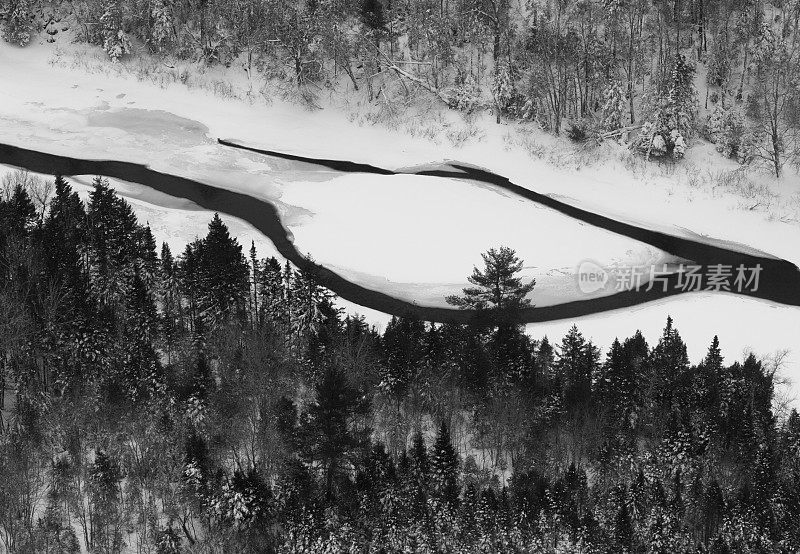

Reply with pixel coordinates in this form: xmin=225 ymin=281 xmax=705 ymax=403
xmin=0 ymin=170 xmax=798 ymax=553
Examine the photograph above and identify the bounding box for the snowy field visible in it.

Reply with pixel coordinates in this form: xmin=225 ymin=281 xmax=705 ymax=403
xmin=279 ymin=173 xmax=667 ymax=307
xmin=1 ymin=36 xmax=799 ymax=406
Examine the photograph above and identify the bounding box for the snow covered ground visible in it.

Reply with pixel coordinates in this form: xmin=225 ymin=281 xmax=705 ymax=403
xmin=279 ymin=173 xmax=667 ymax=307
xmin=1 ymin=36 xmax=798 ymax=406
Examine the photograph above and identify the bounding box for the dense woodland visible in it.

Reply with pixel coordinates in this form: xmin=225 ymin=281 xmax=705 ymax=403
xmin=1 ymin=0 xmax=800 ymax=176
xmin=0 ymin=168 xmax=799 ymax=553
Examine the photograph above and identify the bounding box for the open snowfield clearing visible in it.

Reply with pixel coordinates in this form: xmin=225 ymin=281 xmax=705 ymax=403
xmin=1 ymin=36 xmax=798 ymax=405
xmin=278 ymin=173 xmax=667 ymax=307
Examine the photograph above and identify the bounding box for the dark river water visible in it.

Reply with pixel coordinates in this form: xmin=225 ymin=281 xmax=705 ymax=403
xmin=2 ymin=140 xmax=798 ymax=323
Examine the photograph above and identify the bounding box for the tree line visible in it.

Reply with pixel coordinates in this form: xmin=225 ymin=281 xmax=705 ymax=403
xmin=0 ymin=169 xmax=798 ymax=552
xmin=1 ymin=0 xmax=799 ymax=175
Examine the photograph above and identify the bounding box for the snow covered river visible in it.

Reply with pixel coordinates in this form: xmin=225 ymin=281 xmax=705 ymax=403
xmin=1 ymin=139 xmax=798 ymax=324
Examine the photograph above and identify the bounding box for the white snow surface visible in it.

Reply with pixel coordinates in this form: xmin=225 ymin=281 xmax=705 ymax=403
xmin=1 ymin=37 xmax=798 ymax=406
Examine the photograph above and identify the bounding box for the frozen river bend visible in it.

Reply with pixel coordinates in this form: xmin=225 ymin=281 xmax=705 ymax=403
xmin=1 ymin=137 xmax=799 ymax=323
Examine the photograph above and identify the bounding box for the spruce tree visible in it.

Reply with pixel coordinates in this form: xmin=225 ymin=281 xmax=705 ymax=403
xmin=159 ymin=242 xmax=181 ymax=362
xmin=698 ymin=336 xmax=724 ymax=431
xmin=87 ymin=177 xmax=139 ymax=306
xmin=300 ymin=363 xmax=369 ymax=500
xmin=258 ymin=256 xmax=285 ymax=325
xmin=404 ymin=432 xmax=430 ymax=521
xmin=41 ymin=175 xmax=87 ymax=297
xmin=647 ymin=317 xmax=690 ymax=419
xmin=184 ymin=214 xmax=250 ymax=325
xmin=6 ymin=183 xmax=37 ymax=236
xmin=249 ymin=241 xmax=259 ymax=323
xmin=600 ymin=337 xmax=637 ymax=430
xmin=556 ymin=325 xmax=598 ymax=416
xmin=381 ymin=316 xmax=426 ymax=399
xmin=429 ymin=421 xmax=459 ymax=506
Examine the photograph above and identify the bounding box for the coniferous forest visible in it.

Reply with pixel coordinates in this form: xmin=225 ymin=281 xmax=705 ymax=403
xmin=0 ymin=169 xmax=799 ymax=553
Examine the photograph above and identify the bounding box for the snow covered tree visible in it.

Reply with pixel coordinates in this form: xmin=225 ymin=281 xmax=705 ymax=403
xmin=704 ymin=105 xmax=749 ymax=162
xmin=748 ymin=19 xmax=800 ymax=177
xmin=639 ymin=55 xmax=698 ymax=160
xmin=600 ymin=82 xmax=628 ymax=133
xmin=149 ymin=0 xmax=175 ymax=52
xmin=492 ymin=60 xmax=515 ymax=122
xmin=100 ymin=0 xmax=131 ymax=61
xmin=1 ymin=0 xmax=35 ymax=46
xmin=288 ymin=264 xmax=337 ymax=355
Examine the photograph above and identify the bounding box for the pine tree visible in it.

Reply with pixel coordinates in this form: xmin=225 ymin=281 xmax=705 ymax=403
xmin=537 ymin=336 xmax=555 ymax=379
xmin=88 ymin=450 xmax=123 ymax=552
xmin=403 ymin=432 xmax=430 ymax=522
xmin=359 ymin=0 xmax=386 ymax=33
xmin=446 ymin=246 xmax=535 ymax=325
